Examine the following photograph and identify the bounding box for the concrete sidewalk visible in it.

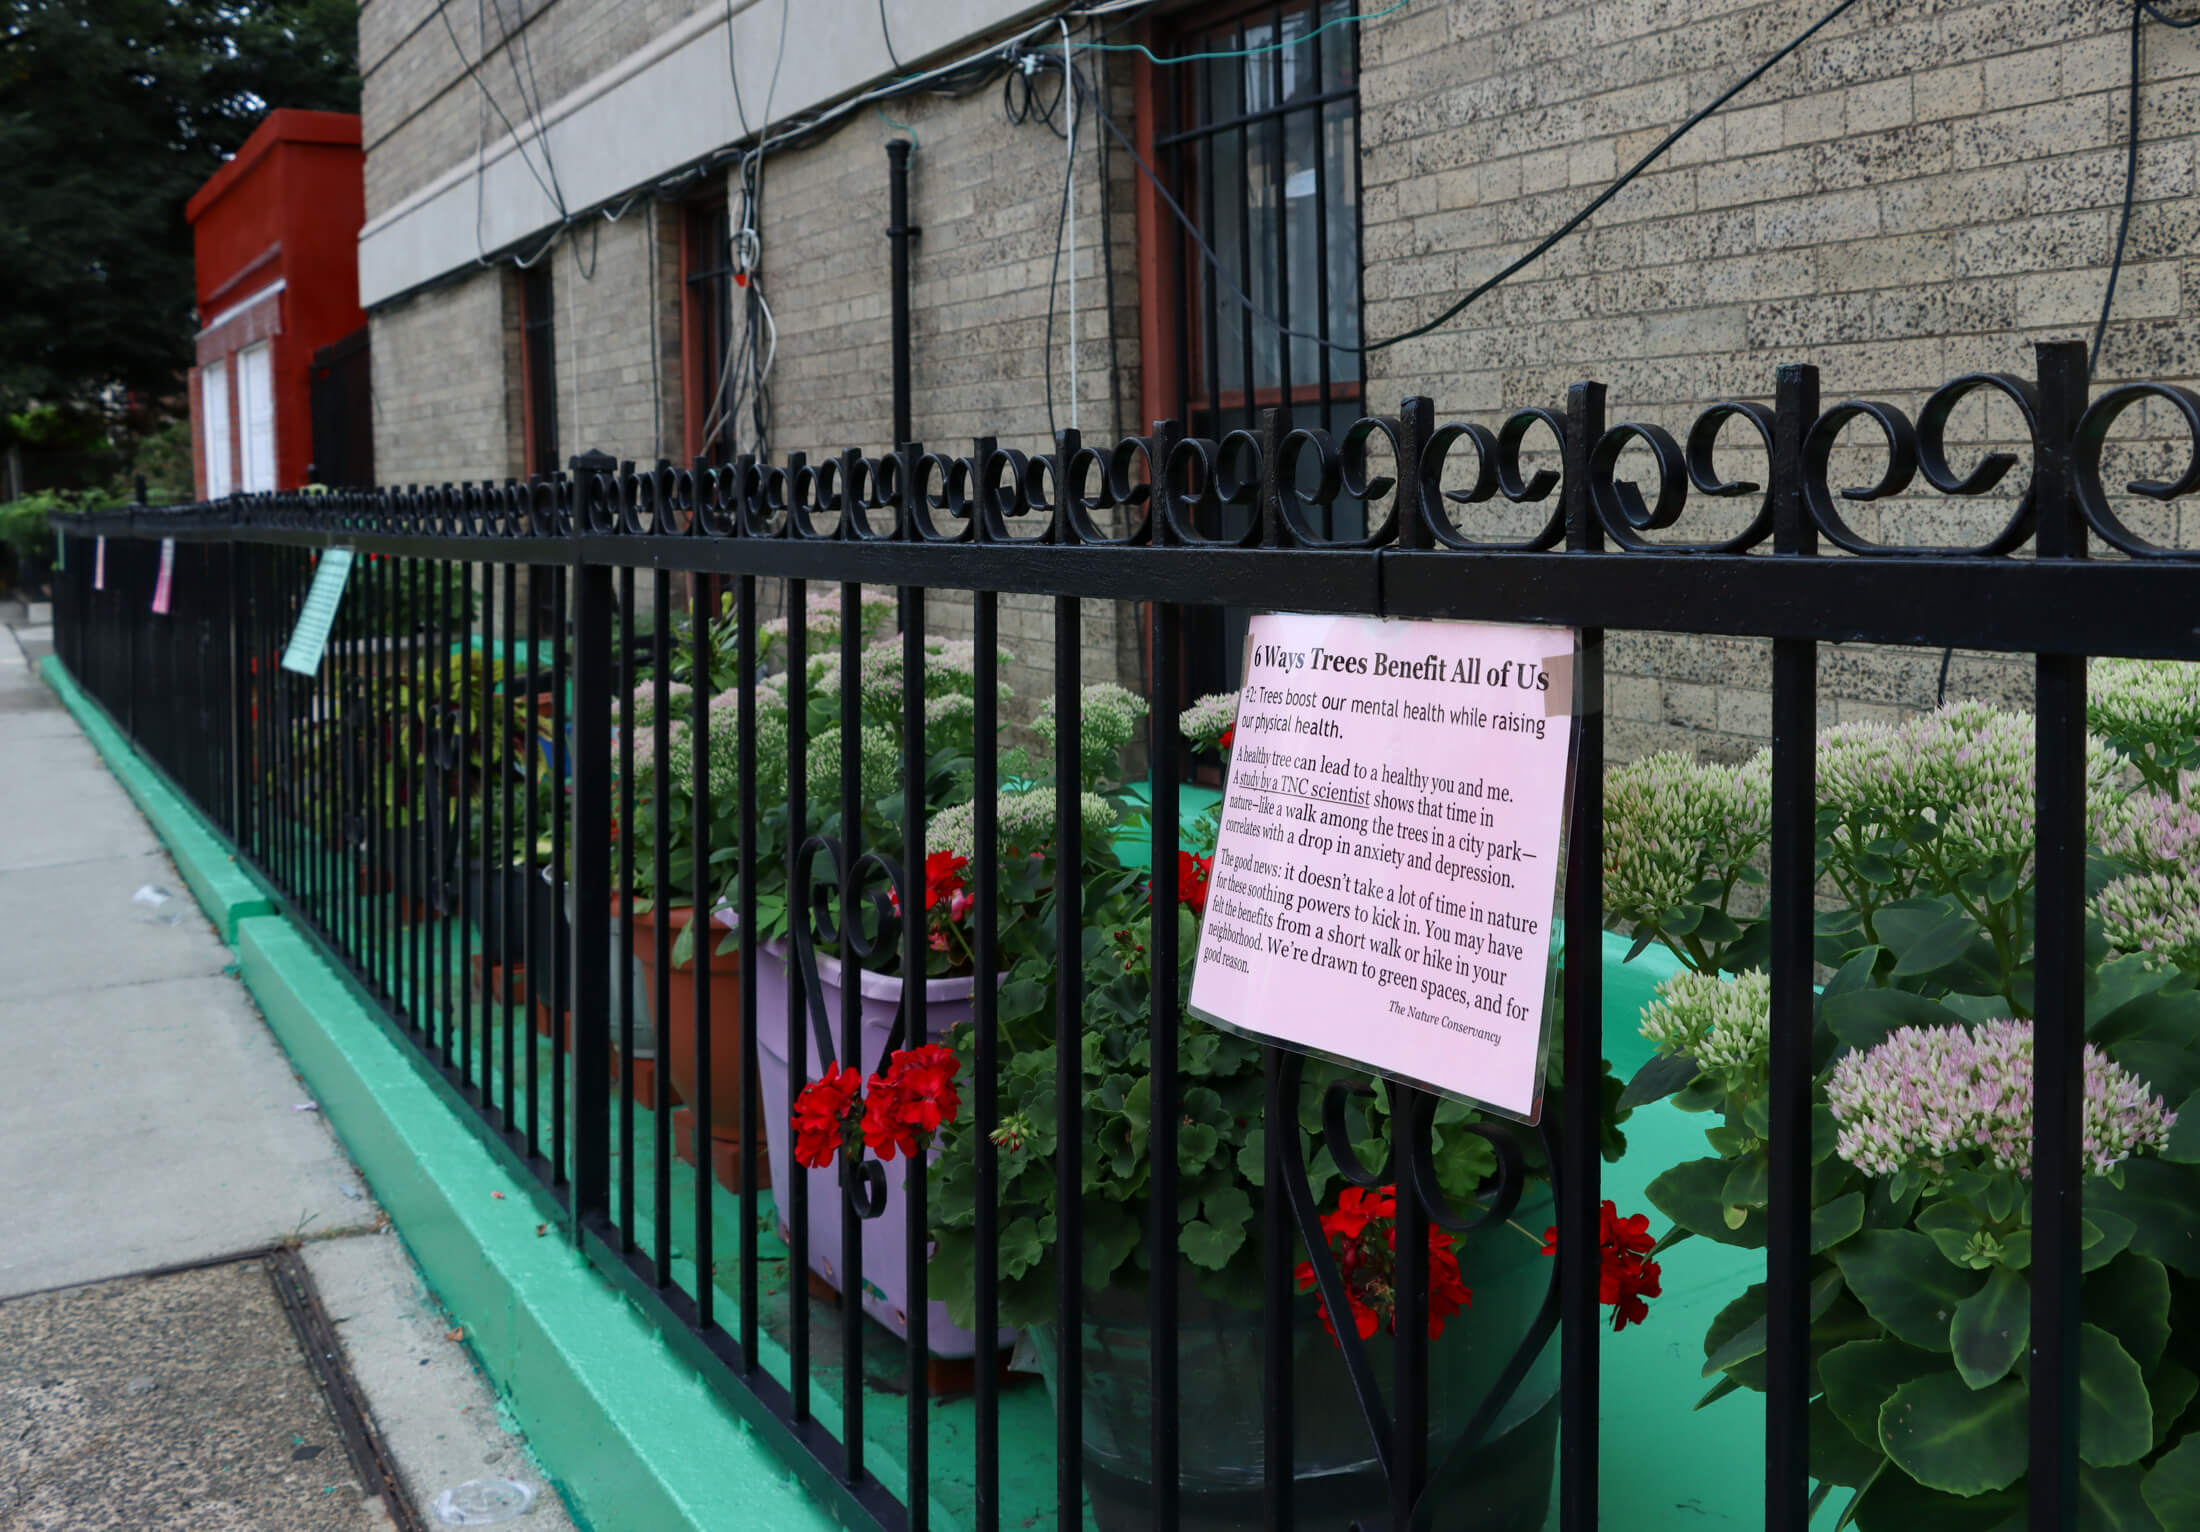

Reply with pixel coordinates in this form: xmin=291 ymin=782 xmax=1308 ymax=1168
xmin=0 ymin=622 xmax=576 ymax=1530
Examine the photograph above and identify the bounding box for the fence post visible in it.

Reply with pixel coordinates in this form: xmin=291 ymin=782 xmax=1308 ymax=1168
xmin=228 ymin=541 xmax=249 ymax=843
xmin=569 ymin=451 xmax=616 ymax=1237
xmin=1765 ymin=362 xmax=1821 ymax=1530
xmin=2028 ymin=337 xmax=2091 ymax=1532
xmin=1557 ymin=378 xmax=1607 ymax=1532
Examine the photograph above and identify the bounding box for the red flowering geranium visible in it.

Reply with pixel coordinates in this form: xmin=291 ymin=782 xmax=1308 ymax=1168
xmin=862 ymin=1043 xmax=963 ymax=1162
xmin=791 ymin=1063 xmax=865 ymax=1170
xmin=1217 ymin=723 xmax=1235 ymax=750
xmin=1179 ymin=850 xmax=1212 ymax=916
xmin=1540 ymin=1200 xmax=1662 ymax=1332
xmin=890 ymin=851 xmax=973 ymax=957
xmin=1295 ymin=1185 xmax=1471 ymax=1343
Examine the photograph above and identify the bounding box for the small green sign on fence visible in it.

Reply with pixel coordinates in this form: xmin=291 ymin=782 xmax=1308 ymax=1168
xmin=280 ymin=548 xmax=356 ymax=675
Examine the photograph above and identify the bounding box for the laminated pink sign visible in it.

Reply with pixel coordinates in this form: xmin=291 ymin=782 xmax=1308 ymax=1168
xmin=150 ymin=538 xmax=175 ymax=615
xmin=1186 ymin=613 xmax=1576 ymax=1121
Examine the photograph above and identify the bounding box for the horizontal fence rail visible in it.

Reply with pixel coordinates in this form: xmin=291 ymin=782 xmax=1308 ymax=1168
xmin=49 ymin=342 xmax=2200 ymax=1532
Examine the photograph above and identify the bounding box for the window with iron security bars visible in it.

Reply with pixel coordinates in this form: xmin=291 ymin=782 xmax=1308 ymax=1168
xmin=49 ymin=340 xmax=2200 ymax=1532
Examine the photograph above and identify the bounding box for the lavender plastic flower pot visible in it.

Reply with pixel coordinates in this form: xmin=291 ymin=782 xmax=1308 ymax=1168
xmin=748 ymin=932 xmax=1014 ymax=1360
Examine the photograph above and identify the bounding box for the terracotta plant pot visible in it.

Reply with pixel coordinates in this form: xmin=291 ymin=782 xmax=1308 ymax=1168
xmin=633 ymin=904 xmax=765 ymax=1185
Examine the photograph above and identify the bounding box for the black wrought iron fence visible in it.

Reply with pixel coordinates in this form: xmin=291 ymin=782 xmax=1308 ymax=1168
xmin=48 ymin=339 xmax=2200 ymax=1532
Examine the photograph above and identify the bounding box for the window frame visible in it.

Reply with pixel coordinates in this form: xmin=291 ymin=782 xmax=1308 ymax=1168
xmin=681 ymin=195 xmax=735 ymax=465
xmin=202 ymin=357 xmax=235 ymax=499
xmin=1133 ymin=1 xmax=1366 ymax=439
xmin=1131 ymin=2 xmax=1368 ymax=766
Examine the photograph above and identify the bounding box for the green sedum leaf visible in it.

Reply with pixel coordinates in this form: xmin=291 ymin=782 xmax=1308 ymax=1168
xmin=2088 ymin=1252 xmax=2171 ymax=1374
xmin=2144 ymin=1432 xmax=2200 ymax=1524
xmin=1878 ymin=1371 xmax=2027 ymax=1495
xmin=2163 ymin=1089 xmax=2200 ymax=1164
xmin=1949 ymin=1265 xmax=2027 ymax=1390
xmin=1820 ymin=1338 xmax=1943 ymax=1450
xmin=2075 ymin=1465 xmax=2163 ymax=1532
xmin=1824 ymin=988 xmax=1962 ymax=1056
xmin=2080 ymin=1323 xmax=2155 ymax=1468
xmin=2148 ymin=1365 xmax=2198 ymax=1453
xmin=2091 ymin=1162 xmax=2200 ymax=1276
xmin=1647 ymin=1157 xmax=1765 ymax=1248
xmin=1834 ymin=1230 xmax=1984 ymax=1352
xmin=1700 ymin=1269 xmax=1845 ymax=1379
xmin=1813 ymin=1191 xmax=1866 ymax=1254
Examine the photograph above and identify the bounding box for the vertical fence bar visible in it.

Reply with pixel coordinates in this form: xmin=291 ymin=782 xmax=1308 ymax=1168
xmin=439 ymin=557 xmax=456 ymax=1070
xmin=618 ymin=564 xmax=637 ymax=1247
xmin=902 ymin=584 xmax=929 ymax=1526
xmin=652 ymin=567 xmax=674 ymax=1286
xmin=1053 ymin=594 xmax=1084 ymax=1523
xmin=971 ymin=589 xmax=1000 ymax=1532
xmin=786 ymin=576 xmax=812 ymax=1421
xmin=690 ymin=570 xmax=713 ymax=1325
xmin=838 ymin=579 xmax=864 ymax=1481
xmin=1766 ymin=362 xmax=1821 ymax=1531
xmin=229 ymin=543 xmax=250 ymax=873
xmin=1262 ymin=1045 xmax=1294 ymax=1532
xmin=1558 ymin=379 xmax=1606 ymax=1532
xmin=573 ymin=541 xmax=614 ymax=1238
xmin=2030 ymin=338 xmax=2091 ymax=1532
xmin=473 ymin=553 xmax=491 ymax=1098
xmin=737 ymin=570 xmax=760 ymax=1365
xmin=525 ymin=562 xmax=543 ymax=1157
xmin=553 ymin=562 xmax=571 ymax=1185
xmin=1149 ymin=599 xmax=1181 ymax=1532
xmin=409 ymin=550 xmax=424 ymax=1043
xmin=372 ymin=553 xmax=389 ymax=1005
xmin=503 ymin=561 xmax=521 ymax=1134
xmin=1393 ymin=1087 xmax=1430 ymax=1530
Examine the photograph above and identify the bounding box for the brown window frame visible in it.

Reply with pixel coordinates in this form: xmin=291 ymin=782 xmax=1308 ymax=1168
xmin=681 ymin=195 xmax=735 ymax=465
xmin=1131 ymin=2 xmax=1367 ymax=770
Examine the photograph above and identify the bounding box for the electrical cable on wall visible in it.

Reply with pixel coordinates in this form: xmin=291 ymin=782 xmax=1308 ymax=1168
xmin=1937 ymin=0 xmax=2195 ymax=706
xmin=1075 ymin=0 xmax=1868 ymax=358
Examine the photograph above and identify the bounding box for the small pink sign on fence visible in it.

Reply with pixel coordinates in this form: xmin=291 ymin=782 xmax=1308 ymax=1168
xmin=150 ymin=538 xmax=175 ymax=615
xmin=1186 ymin=612 xmax=1577 ymax=1122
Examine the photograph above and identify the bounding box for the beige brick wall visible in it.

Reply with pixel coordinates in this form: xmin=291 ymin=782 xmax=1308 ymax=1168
xmin=1358 ymin=0 xmax=2200 ymax=761
xmin=366 ymin=0 xmax=2199 ymax=757
xmin=713 ymin=54 xmax=1147 ymax=711
xmin=369 ymin=270 xmax=513 ymax=485
xmin=546 ymin=206 xmax=685 ymax=469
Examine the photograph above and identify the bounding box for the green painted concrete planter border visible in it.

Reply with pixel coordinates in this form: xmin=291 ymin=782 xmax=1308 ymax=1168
xmin=43 ymin=654 xmax=840 ymax=1532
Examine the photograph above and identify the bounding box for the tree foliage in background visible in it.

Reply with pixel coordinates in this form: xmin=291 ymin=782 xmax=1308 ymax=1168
xmin=0 ymin=0 xmax=359 ymax=420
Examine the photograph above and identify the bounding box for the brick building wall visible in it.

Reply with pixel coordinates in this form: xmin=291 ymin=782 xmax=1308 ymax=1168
xmin=360 ymin=0 xmax=709 ymax=224
xmin=729 ymin=59 xmax=1146 ymax=714
xmin=544 ymin=206 xmax=686 ymax=470
xmin=1356 ymin=0 xmax=2200 ymax=759
xmin=369 ymin=272 xmax=513 ymax=485
xmin=363 ymin=0 xmax=2200 ymax=756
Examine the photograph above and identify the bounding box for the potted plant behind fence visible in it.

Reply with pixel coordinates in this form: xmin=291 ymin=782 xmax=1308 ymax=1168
xmin=740 ymin=620 xmax=1037 ymax=1372
xmin=1608 ymin=668 xmax=2200 ymax=1529
xmin=894 ymin=694 xmax=1653 ymax=1526
xmin=607 ymin=590 xmax=895 ymax=1185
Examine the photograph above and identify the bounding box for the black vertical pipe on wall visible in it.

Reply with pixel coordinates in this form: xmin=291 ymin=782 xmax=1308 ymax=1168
xmin=886 ymin=138 xmax=918 ymax=636
xmin=886 ymin=139 xmax=917 ymax=452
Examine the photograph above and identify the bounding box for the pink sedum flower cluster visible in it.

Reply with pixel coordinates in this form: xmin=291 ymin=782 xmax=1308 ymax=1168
xmin=1827 ymin=1019 xmax=2176 ymax=1183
